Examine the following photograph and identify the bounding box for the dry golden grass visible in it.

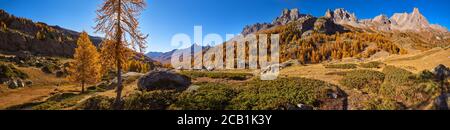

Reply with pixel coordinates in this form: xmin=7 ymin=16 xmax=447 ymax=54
xmin=384 ymin=48 xmax=450 ymax=73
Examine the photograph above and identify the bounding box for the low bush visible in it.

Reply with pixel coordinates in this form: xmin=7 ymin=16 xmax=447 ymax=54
xmin=379 ymin=66 xmax=440 ymax=107
xmin=76 ymin=96 xmax=113 ymax=110
xmin=382 ymin=66 xmax=415 ymax=85
xmin=339 ymin=70 xmax=385 ymax=93
xmin=362 ymin=98 xmax=405 ymax=110
xmin=123 ymin=90 xmax=178 ymax=110
xmin=229 ymin=78 xmax=341 ymax=110
xmin=32 ymin=94 xmax=84 ymax=110
xmin=171 ymin=83 xmax=237 ymax=110
xmin=41 ymin=63 xmax=58 ymax=74
xmin=324 ymin=63 xmax=357 ymax=69
xmin=359 ymin=61 xmax=384 ymax=68
xmin=46 ymin=93 xmax=78 ymax=102
xmin=0 ymin=64 xmax=28 ymax=82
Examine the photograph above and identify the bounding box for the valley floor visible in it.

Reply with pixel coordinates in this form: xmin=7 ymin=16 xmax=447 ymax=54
xmin=0 ymin=47 xmax=449 ymax=110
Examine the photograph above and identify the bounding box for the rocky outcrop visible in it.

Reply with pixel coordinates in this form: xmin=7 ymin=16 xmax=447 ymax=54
xmin=241 ymin=8 xmax=309 ymax=35
xmin=314 ymin=17 xmax=347 ymax=35
xmin=325 ymin=8 xmax=358 ymax=25
xmin=241 ymin=23 xmax=273 ymax=36
xmin=273 ymin=8 xmax=307 ymax=25
xmin=137 ymin=70 xmax=191 ymax=91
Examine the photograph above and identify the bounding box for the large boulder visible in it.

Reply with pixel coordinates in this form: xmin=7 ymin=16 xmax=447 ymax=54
xmin=137 ymin=70 xmax=191 ymax=91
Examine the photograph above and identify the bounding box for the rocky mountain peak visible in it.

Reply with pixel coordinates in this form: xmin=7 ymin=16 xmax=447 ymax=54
xmin=272 ymin=8 xmax=305 ymax=25
xmin=390 ymin=7 xmax=433 ymax=31
xmin=412 ymin=7 xmax=421 ymax=16
xmin=325 ymin=8 xmax=358 ymax=24
xmin=372 ymin=14 xmax=391 ymax=24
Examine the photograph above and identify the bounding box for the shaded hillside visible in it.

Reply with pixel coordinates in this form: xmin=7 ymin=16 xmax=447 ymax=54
xmin=0 ymin=9 xmax=102 ymax=57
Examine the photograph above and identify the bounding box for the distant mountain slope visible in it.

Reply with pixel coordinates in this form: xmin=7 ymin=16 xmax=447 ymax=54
xmin=0 ymin=9 xmax=102 ymax=57
xmin=146 ymin=44 xmax=210 ymax=65
xmin=156 ymin=7 xmax=449 ymax=68
xmin=146 ymin=50 xmax=175 ymax=64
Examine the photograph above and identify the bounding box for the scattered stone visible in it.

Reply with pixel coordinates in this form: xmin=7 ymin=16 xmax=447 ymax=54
xmin=7 ymin=80 xmax=18 ymax=89
xmin=297 ymin=104 xmax=314 ymax=110
xmin=16 ymin=79 xmax=25 ymax=88
xmin=279 ymin=103 xmax=314 ymax=110
xmin=206 ymin=66 xmax=215 ymax=71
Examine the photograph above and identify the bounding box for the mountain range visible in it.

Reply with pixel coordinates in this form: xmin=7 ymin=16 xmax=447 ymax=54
xmin=147 ymin=8 xmax=449 ymax=64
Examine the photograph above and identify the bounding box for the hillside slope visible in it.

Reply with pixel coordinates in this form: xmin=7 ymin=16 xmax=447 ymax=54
xmin=0 ymin=9 xmax=102 ymax=57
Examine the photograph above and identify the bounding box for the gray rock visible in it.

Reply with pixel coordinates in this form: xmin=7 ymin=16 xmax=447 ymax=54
xmin=296 ymin=104 xmax=314 ymax=110
xmin=16 ymin=79 xmax=25 ymax=88
xmin=7 ymin=80 xmax=18 ymax=89
xmin=206 ymin=66 xmax=215 ymax=71
xmin=279 ymin=103 xmax=314 ymax=110
xmin=137 ymin=70 xmax=191 ymax=91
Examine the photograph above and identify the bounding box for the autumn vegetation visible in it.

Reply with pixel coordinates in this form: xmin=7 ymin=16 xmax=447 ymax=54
xmin=257 ymin=22 xmax=403 ymax=64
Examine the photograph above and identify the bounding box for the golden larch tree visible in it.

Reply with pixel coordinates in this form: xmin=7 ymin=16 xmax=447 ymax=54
xmin=95 ymin=0 xmax=148 ymax=108
xmin=68 ymin=32 xmax=102 ymax=93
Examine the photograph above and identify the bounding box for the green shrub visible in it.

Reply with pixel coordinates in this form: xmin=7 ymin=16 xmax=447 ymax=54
xmin=46 ymin=93 xmax=78 ymax=102
xmin=229 ymin=78 xmax=341 ymax=110
xmin=76 ymin=96 xmax=113 ymax=110
xmin=339 ymin=70 xmax=385 ymax=93
xmin=324 ymin=63 xmax=357 ymax=69
xmin=359 ymin=61 xmax=384 ymax=68
xmin=179 ymin=71 xmax=253 ymax=80
xmin=417 ymin=70 xmax=435 ymax=81
xmin=362 ymin=98 xmax=405 ymax=110
xmin=33 ymin=94 xmax=84 ymax=110
xmin=382 ymin=66 xmax=415 ymax=85
xmin=378 ymin=66 xmax=440 ymax=108
xmin=123 ymin=90 xmax=178 ymax=110
xmin=0 ymin=64 xmax=28 ymax=82
xmin=41 ymin=63 xmax=58 ymax=74
xmin=172 ymin=83 xmax=237 ymax=110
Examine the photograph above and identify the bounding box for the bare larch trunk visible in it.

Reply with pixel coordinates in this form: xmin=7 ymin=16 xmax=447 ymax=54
xmin=114 ymin=0 xmax=124 ymax=110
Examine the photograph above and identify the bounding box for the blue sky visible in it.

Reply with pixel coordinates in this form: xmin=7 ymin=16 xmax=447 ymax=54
xmin=1 ymin=0 xmax=449 ymax=52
